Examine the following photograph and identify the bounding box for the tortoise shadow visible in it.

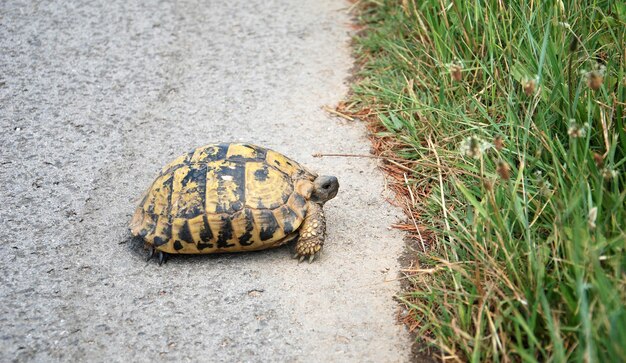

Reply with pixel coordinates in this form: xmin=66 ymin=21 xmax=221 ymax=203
xmin=125 ymin=233 xmax=294 ymax=266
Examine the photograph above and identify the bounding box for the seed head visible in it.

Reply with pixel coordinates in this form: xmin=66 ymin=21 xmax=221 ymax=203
xmin=592 ymin=152 xmax=604 ymax=168
xmin=496 ymin=160 xmax=511 ymax=180
xmin=494 ymin=136 xmax=505 ymax=151
xmin=557 ymin=21 xmax=571 ymax=29
xmin=523 ymin=77 xmax=538 ymax=96
xmin=587 ymin=72 xmax=604 ymax=90
xmin=602 ymin=168 xmax=618 ymax=180
xmin=448 ymin=59 xmax=464 ymax=82
xmin=584 ymin=63 xmax=606 ymax=91
xmin=567 ymin=119 xmax=588 ymax=138
xmin=459 ymin=136 xmax=492 ymax=159
xmin=483 ymin=180 xmax=494 ymax=192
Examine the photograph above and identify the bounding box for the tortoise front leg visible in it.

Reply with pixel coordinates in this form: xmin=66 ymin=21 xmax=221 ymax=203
xmin=294 ymin=201 xmax=326 ymax=263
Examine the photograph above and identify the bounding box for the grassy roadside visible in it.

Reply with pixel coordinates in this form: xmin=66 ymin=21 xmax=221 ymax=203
xmin=342 ymin=0 xmax=626 ymax=361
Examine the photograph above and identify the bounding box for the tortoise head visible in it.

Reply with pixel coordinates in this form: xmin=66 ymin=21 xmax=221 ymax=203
xmin=310 ymin=175 xmax=339 ymax=205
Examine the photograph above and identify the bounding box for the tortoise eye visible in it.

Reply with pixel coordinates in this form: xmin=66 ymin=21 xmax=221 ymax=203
xmin=322 ymin=183 xmax=331 ymax=189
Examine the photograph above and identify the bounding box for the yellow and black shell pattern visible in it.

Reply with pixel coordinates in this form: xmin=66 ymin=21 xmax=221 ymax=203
xmin=130 ymin=143 xmax=317 ymax=254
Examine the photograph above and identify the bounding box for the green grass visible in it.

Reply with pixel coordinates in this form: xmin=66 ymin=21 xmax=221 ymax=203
xmin=347 ymin=0 xmax=626 ymax=361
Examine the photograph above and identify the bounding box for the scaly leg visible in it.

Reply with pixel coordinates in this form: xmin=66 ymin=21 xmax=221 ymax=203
xmin=294 ymin=202 xmax=326 ymax=263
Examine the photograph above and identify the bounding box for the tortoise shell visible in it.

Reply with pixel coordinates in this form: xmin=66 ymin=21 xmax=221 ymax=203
xmin=130 ymin=143 xmax=317 ymax=254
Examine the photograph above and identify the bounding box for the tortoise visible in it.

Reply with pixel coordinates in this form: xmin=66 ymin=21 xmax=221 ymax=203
xmin=130 ymin=142 xmax=339 ymax=264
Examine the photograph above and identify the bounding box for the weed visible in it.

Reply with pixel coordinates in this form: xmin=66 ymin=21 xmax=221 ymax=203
xmin=348 ymin=0 xmax=626 ymax=361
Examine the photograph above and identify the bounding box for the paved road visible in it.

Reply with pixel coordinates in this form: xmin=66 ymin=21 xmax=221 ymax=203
xmin=0 ymin=0 xmax=410 ymax=361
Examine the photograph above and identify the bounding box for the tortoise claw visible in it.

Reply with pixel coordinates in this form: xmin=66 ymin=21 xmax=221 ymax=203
xmin=146 ymin=248 xmax=156 ymax=261
xmin=308 ymin=254 xmax=315 ymax=264
xmin=298 ymin=255 xmax=305 ymax=263
xmin=158 ymin=251 xmax=168 ymax=265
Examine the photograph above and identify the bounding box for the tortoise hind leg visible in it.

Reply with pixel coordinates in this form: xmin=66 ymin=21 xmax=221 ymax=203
xmin=146 ymin=246 xmax=170 ymax=265
xmin=294 ymin=202 xmax=326 ymax=263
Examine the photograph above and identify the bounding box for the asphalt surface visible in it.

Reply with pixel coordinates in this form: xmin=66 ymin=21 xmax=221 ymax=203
xmin=0 ymin=0 xmax=411 ymax=361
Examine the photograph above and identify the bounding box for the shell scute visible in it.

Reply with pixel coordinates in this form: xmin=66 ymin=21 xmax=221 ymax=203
xmin=225 ymin=143 xmax=267 ymax=161
xmin=276 ymin=205 xmax=299 ymax=234
xmin=190 ymin=143 xmax=230 ymax=164
xmin=203 ymin=160 xmax=246 ymax=215
xmin=170 ymin=164 xmax=206 ymax=219
xmin=244 ymin=161 xmax=293 ymax=210
xmin=265 ymin=149 xmax=302 ymax=177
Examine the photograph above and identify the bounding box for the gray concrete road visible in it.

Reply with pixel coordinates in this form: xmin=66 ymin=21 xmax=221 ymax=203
xmin=0 ymin=0 xmax=411 ymax=361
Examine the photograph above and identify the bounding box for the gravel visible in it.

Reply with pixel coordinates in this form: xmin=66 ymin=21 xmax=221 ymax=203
xmin=0 ymin=0 xmax=410 ymax=361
